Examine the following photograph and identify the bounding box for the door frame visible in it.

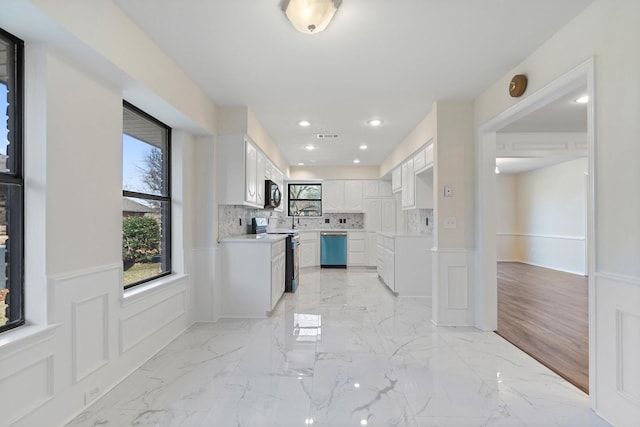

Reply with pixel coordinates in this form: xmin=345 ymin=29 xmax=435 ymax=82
xmin=475 ymin=58 xmax=596 ymax=404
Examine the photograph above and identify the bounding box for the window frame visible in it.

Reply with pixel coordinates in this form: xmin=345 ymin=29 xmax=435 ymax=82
xmin=287 ymin=183 xmax=322 ymax=217
xmin=122 ymin=101 xmax=172 ymax=289
xmin=0 ymin=27 xmax=25 ymax=334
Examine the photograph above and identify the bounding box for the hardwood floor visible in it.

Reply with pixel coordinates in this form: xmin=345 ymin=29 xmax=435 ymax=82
xmin=497 ymin=262 xmax=589 ymax=393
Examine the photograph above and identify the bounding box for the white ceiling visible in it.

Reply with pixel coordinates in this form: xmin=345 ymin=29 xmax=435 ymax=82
xmin=113 ymin=0 xmax=594 ymax=167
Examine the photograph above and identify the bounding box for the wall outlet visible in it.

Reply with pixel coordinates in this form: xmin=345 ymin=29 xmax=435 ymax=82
xmin=84 ymin=386 xmax=100 ymax=405
xmin=325 ymin=218 xmax=330 ymax=223
xmin=444 ymin=185 xmax=453 ymax=197
xmin=444 ymin=217 xmax=457 ymax=229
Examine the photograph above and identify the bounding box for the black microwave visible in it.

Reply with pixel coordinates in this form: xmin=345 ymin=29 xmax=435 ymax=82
xmin=265 ymin=179 xmax=282 ymax=208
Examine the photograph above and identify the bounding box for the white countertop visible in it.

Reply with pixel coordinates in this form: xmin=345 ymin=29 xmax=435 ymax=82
xmin=378 ymin=232 xmax=433 ymax=238
xmin=293 ymin=228 xmax=365 ymax=233
xmin=220 ymin=234 xmax=288 ymax=243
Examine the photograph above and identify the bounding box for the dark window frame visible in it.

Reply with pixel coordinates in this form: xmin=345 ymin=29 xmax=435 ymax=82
xmin=288 ymin=183 xmax=322 ymax=217
xmin=122 ymin=101 xmax=172 ymax=289
xmin=0 ymin=28 xmax=25 ymax=334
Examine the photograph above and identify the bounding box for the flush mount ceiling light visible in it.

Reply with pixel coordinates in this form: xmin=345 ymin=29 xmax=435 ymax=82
xmin=297 ymin=162 xmax=305 ymax=165
xmin=575 ymin=95 xmax=589 ymax=104
xmin=359 ymin=144 xmax=368 ymax=150
xmin=280 ymin=0 xmax=342 ymax=34
xmin=305 ymin=144 xmax=316 ymax=151
xmin=353 ymin=159 xmax=360 ymax=164
xmin=298 ymin=120 xmax=311 ymax=127
xmin=367 ymin=119 xmax=383 ymax=127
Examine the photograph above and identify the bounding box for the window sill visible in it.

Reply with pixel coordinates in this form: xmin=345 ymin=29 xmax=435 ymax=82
xmin=0 ymin=323 xmax=60 ymax=358
xmin=122 ymin=273 xmax=189 ymax=307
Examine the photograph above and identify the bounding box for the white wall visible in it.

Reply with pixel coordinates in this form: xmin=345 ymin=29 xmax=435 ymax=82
xmin=495 ymin=174 xmax=517 ymax=261
xmin=0 ymin=2 xmax=217 ymax=425
xmin=475 ymin=0 xmax=640 ymax=424
xmin=496 ymin=158 xmax=588 ymax=275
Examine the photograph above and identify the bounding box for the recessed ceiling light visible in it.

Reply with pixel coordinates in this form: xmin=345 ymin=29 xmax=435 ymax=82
xmin=359 ymin=144 xmax=368 ymax=150
xmin=367 ymin=119 xmax=383 ymax=127
xmin=305 ymin=144 xmax=316 ymax=151
xmin=298 ymin=120 xmax=311 ymax=127
xmin=297 ymin=162 xmax=305 ymax=166
xmin=353 ymin=159 xmax=360 ymax=164
xmin=575 ymin=95 xmax=589 ymax=104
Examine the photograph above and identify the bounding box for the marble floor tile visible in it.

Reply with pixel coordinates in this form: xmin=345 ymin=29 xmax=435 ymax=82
xmin=67 ymin=268 xmax=610 ymax=427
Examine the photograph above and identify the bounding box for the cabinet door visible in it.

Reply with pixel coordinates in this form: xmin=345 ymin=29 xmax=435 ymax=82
xmin=344 ymin=181 xmax=363 ymax=211
xmin=363 ymin=180 xmax=379 ymax=198
xmin=300 ymin=240 xmax=318 ymax=268
xmin=365 ymin=198 xmax=381 ymax=231
xmin=245 ymin=141 xmax=257 ymax=204
xmin=392 ymin=167 xmax=402 ymax=193
xmin=424 ymin=143 xmax=434 ymax=168
xmin=400 ymin=163 xmax=408 ymax=207
xmin=323 ymin=180 xmax=344 ymax=212
xmin=384 ymin=247 xmax=395 ymax=291
xmin=413 ymin=147 xmax=427 ymax=173
xmin=271 ymin=252 xmax=285 ymax=310
xmin=379 ymin=180 xmax=393 ymax=197
xmin=402 ymin=159 xmax=415 ymax=209
xmin=367 ymin=232 xmax=378 ymax=266
xmin=256 ymin=151 xmax=265 ymax=206
xmin=380 ymin=199 xmax=397 ymax=233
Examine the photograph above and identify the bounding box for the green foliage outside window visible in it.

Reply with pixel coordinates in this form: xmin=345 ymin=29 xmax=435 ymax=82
xmin=122 ymin=216 xmax=160 ymax=269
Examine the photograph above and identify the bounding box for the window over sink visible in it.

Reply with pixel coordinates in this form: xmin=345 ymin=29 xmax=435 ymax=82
xmin=288 ymin=183 xmax=322 ymax=217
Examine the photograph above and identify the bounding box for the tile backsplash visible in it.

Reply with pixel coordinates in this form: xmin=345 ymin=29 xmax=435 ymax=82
xmin=406 ymin=208 xmax=433 ymax=235
xmin=218 ymin=206 xmax=365 ymax=240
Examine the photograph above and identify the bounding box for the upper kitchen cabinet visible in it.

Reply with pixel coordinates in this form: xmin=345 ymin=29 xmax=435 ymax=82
xmin=413 ymin=143 xmax=434 ymax=174
xmin=363 ymin=180 xmax=393 ymax=198
xmin=391 ymin=167 xmax=402 ymax=193
xmin=401 ymin=157 xmax=433 ymax=210
xmin=218 ymin=135 xmax=267 ymax=208
xmin=323 ymin=180 xmax=363 ymax=212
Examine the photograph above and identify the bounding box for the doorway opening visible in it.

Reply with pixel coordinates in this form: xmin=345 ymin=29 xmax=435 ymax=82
xmin=476 ymin=59 xmax=595 ymax=400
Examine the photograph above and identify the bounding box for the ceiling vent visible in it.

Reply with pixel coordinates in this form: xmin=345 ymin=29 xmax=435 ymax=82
xmin=316 ymin=133 xmax=339 ymax=139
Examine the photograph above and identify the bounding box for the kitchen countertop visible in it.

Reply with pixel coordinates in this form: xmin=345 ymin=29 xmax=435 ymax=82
xmin=292 ymin=228 xmax=365 ymax=233
xmin=220 ymin=234 xmax=288 ymax=244
xmin=378 ymin=232 xmax=433 ymax=238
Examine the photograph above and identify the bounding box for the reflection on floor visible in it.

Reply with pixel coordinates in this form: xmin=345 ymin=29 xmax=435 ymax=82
xmin=497 ymin=262 xmax=589 ymax=394
xmin=67 ymin=268 xmax=607 ymax=426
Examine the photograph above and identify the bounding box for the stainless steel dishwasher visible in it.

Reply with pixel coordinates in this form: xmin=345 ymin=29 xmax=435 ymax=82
xmin=320 ymin=231 xmax=347 ymax=268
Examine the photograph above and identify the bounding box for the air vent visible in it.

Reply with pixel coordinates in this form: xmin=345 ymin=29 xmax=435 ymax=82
xmin=316 ymin=133 xmax=339 ymax=139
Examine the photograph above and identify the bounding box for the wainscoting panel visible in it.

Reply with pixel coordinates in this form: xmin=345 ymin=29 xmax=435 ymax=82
xmin=596 ymin=272 xmax=640 ymax=425
xmin=72 ymin=294 xmax=109 ymax=383
xmin=432 ymin=248 xmax=474 ymax=326
xmin=120 ymin=290 xmax=186 ymax=353
xmin=1 ymin=355 xmax=53 ymax=426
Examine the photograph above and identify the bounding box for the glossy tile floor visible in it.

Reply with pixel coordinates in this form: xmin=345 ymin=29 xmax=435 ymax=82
xmin=67 ymin=268 xmax=610 ymax=427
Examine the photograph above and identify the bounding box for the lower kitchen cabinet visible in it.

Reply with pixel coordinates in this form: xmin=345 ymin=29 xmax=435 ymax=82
xmin=299 ymin=231 xmax=319 ymax=268
xmin=219 ymin=237 xmax=286 ymax=317
xmin=347 ymin=230 xmax=366 ymax=266
xmin=376 ymin=233 xmax=432 ymax=297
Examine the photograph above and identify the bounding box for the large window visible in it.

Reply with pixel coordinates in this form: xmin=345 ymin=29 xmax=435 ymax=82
xmin=288 ymin=183 xmax=322 ymax=217
xmin=0 ymin=29 xmax=24 ymax=333
xmin=122 ymin=102 xmax=171 ymax=289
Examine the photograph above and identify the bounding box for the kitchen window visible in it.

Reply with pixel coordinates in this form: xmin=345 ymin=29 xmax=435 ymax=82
xmin=0 ymin=28 xmax=24 ymax=333
xmin=288 ymin=183 xmax=322 ymax=217
xmin=122 ymin=102 xmax=171 ymax=289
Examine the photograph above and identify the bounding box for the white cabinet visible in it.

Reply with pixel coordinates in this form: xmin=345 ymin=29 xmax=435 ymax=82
xmin=363 ymin=180 xmax=393 ymax=198
xmin=392 ymin=167 xmax=402 ymax=193
xmin=245 ymin=140 xmax=258 ymax=205
xmin=413 ymin=144 xmax=434 ymax=173
xmin=365 ymin=197 xmax=396 ymax=266
xmin=299 ymin=231 xmax=319 ymax=267
xmin=220 ymin=238 xmax=287 ymax=317
xmin=271 ymin=247 xmax=286 ymax=310
xmin=401 ymin=159 xmax=416 ymax=209
xmin=376 ymin=234 xmax=432 ymax=297
xmin=401 ymin=160 xmax=433 ymax=210
xmin=347 ymin=230 xmax=366 ymax=266
xmin=218 ymin=135 xmax=269 ymax=209
xmin=323 ymin=180 xmax=363 ymax=212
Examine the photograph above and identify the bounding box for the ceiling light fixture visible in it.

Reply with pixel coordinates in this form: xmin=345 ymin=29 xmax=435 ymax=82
xmin=298 ymin=120 xmax=311 ymax=127
xmin=305 ymin=144 xmax=316 ymax=151
xmin=353 ymin=159 xmax=360 ymax=164
xmin=280 ymin=0 xmax=342 ymax=34
xmin=367 ymin=119 xmax=383 ymax=127
xmin=298 ymin=162 xmax=305 ymax=165
xmin=495 ymin=166 xmax=500 ymax=174
xmin=359 ymin=144 xmax=368 ymax=150
xmin=575 ymin=95 xmax=589 ymax=104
